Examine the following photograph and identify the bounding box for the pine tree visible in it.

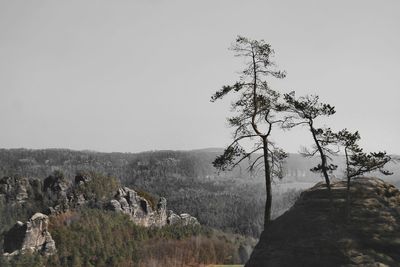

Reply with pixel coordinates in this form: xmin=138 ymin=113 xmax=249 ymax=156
xmin=211 ymin=36 xmax=288 ymax=227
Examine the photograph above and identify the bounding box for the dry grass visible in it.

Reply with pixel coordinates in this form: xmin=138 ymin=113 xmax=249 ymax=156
xmin=137 ymin=235 xmax=239 ymax=267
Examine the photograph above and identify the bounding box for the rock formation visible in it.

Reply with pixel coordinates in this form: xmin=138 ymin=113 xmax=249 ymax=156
xmin=42 ymin=172 xmax=71 ymax=212
xmin=246 ymin=177 xmax=400 ymax=267
xmin=1 ymin=174 xmax=199 ymax=258
xmin=0 ymin=173 xmax=102 ymax=215
xmin=167 ymin=210 xmax=200 ymax=226
xmin=107 ymin=187 xmax=199 ymax=227
xmin=0 ymin=175 xmax=199 ymax=229
xmin=0 ymin=176 xmax=42 ymax=204
xmin=3 ymin=213 xmax=56 ymax=256
xmin=107 ymin=187 xmax=167 ymax=227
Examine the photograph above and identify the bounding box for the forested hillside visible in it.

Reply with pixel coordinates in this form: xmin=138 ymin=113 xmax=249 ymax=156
xmin=0 ymin=148 xmax=398 ymax=238
xmin=0 ymin=172 xmax=255 ymax=266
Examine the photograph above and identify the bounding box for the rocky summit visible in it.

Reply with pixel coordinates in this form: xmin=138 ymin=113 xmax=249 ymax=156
xmin=246 ymin=177 xmax=400 ymax=267
xmin=107 ymin=186 xmax=199 ymax=227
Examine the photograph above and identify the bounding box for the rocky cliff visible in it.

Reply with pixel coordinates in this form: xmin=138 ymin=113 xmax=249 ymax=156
xmin=1 ymin=174 xmax=199 ymax=256
xmin=0 ymin=174 xmax=198 ymax=226
xmin=3 ymin=213 xmax=56 ymax=256
xmin=246 ymin=177 xmax=400 ymax=267
xmin=107 ymin=186 xmax=199 ymax=227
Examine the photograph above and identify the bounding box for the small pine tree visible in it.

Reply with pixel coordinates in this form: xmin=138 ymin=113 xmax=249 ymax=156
xmin=336 ymin=129 xmax=392 ymax=215
xmin=284 ymin=92 xmax=337 ymax=193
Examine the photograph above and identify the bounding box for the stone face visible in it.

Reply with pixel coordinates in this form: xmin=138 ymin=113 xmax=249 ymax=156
xmin=107 ymin=187 xmax=167 ymax=227
xmin=246 ymin=177 xmax=400 ymax=267
xmin=3 ymin=213 xmax=56 ymax=256
xmin=108 ymin=187 xmax=199 ymax=228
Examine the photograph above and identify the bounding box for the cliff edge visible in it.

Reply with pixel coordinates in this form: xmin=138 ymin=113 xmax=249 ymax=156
xmin=246 ymin=177 xmax=400 ymax=267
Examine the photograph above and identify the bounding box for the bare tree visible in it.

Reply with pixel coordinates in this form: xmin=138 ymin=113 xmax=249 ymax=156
xmin=211 ymin=36 xmax=288 ymax=227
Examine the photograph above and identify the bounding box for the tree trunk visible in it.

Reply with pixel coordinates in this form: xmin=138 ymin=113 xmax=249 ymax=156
xmin=345 ymin=148 xmax=351 ymax=219
xmin=310 ymin=125 xmax=331 ymax=192
xmin=309 ymin=124 xmax=333 ymax=212
xmin=263 ymin=137 xmax=272 ymax=228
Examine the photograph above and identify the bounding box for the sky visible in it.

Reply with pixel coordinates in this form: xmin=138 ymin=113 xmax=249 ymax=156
xmin=0 ymin=0 xmax=399 ymax=154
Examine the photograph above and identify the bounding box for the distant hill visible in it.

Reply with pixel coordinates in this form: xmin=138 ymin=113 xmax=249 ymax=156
xmin=0 ymin=148 xmax=223 ymax=183
xmin=0 ymin=148 xmax=397 ymax=185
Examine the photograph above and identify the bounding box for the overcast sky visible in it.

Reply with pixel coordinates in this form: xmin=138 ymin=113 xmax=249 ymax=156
xmin=0 ymin=0 xmax=399 ymax=154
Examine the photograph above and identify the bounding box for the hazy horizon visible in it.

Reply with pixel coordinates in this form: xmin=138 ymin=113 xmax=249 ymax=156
xmin=1 ymin=146 xmax=400 ymax=158
xmin=1 ymin=0 xmax=399 ymax=154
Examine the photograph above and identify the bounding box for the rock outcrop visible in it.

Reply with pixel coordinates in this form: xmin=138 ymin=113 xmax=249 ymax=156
xmin=0 ymin=173 xmax=103 ymax=215
xmin=3 ymin=213 xmax=56 ymax=256
xmin=1 ymin=174 xmax=199 ymax=258
xmin=42 ymin=172 xmax=71 ymax=212
xmin=107 ymin=187 xmax=199 ymax=227
xmin=0 ymin=175 xmax=199 ymax=229
xmin=246 ymin=177 xmax=400 ymax=267
xmin=107 ymin=187 xmax=167 ymax=227
xmin=0 ymin=176 xmax=42 ymax=204
xmin=167 ymin=210 xmax=200 ymax=226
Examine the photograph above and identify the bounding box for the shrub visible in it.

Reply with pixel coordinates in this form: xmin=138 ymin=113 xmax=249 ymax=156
xmin=135 ymin=189 xmax=158 ymax=210
xmin=74 ymin=172 xmax=120 ymax=202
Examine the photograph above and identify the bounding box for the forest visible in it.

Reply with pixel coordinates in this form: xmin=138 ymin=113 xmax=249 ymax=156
xmin=0 ymin=148 xmax=305 ymax=238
